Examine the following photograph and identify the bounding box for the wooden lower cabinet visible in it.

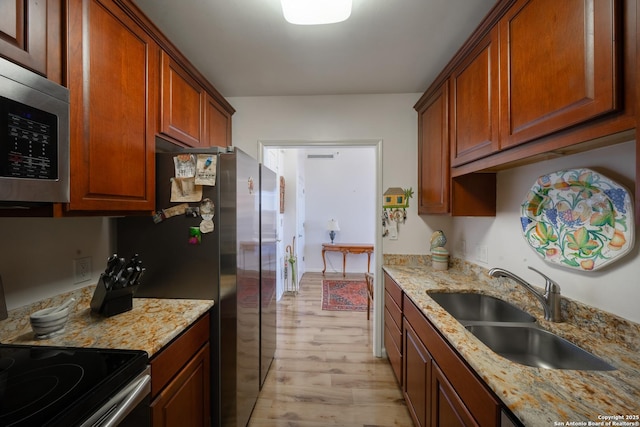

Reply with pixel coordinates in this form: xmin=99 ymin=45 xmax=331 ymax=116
xmin=152 ymin=343 xmax=210 ymax=426
xmin=150 ymin=313 xmax=211 ymax=427
xmin=402 ymin=295 xmax=502 ymax=427
xmin=384 ymin=273 xmax=404 ymax=385
xmin=431 ymin=363 xmax=477 ymax=427
xmin=403 ymin=319 xmax=431 ymax=427
xmin=384 ymin=310 xmax=402 ymax=383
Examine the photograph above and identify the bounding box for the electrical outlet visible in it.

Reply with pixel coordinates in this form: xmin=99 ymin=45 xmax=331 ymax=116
xmin=476 ymin=245 xmax=488 ymax=263
xmin=73 ymin=256 xmax=92 ymax=284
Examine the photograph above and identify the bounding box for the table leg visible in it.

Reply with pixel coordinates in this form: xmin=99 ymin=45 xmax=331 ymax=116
xmin=367 ymin=252 xmax=371 ymax=273
xmin=342 ymin=251 xmax=346 ymax=277
xmin=322 ymin=249 xmax=327 ymax=275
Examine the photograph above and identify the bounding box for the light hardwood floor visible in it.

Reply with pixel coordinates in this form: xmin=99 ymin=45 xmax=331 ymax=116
xmin=248 ymin=272 xmax=413 ymax=427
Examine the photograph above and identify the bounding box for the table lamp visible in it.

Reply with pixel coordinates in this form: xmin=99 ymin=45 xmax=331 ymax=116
xmin=327 ymin=219 xmax=340 ymax=244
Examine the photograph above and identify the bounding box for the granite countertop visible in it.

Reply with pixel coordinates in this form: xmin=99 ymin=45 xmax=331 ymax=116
xmin=383 ymin=256 xmax=640 ymax=426
xmin=0 ymin=285 xmax=214 ymax=357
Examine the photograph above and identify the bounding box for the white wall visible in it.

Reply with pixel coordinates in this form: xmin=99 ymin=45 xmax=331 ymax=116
xmin=303 ymin=147 xmax=376 ymax=273
xmin=451 ymin=141 xmax=639 ymax=323
xmin=0 ymin=217 xmax=112 ymax=310
xmin=228 ymin=94 xmax=450 ymax=256
xmin=229 ymin=94 xmax=640 ymax=324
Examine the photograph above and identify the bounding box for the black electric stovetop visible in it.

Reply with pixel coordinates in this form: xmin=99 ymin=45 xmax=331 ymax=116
xmin=0 ymin=344 xmax=147 ymax=427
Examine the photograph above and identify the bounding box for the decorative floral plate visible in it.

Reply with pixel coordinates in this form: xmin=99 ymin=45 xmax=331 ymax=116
xmin=520 ymin=168 xmax=634 ymax=271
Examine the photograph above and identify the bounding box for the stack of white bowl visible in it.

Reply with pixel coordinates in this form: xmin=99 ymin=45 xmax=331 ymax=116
xmin=30 ymin=298 xmax=75 ymax=338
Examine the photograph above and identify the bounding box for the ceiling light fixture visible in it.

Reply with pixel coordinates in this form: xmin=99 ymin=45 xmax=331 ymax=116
xmin=280 ymin=0 xmax=352 ymax=25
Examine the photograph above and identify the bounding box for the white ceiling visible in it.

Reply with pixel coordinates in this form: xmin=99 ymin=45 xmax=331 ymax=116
xmin=133 ymin=0 xmax=497 ymax=97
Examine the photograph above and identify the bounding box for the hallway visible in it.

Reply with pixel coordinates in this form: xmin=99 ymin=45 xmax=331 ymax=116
xmin=248 ymin=272 xmax=413 ymax=426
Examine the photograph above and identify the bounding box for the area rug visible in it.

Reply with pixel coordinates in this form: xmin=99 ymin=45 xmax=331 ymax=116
xmin=321 ymin=280 xmax=368 ymax=311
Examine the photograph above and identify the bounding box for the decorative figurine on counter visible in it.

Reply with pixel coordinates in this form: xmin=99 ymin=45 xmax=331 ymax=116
xmin=430 ymin=230 xmax=449 ymax=271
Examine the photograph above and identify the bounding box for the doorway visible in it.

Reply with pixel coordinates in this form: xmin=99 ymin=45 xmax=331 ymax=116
xmin=258 ymin=140 xmax=384 ymax=357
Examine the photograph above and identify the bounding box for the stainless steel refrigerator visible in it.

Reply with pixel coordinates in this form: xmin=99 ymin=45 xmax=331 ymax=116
xmin=116 ymin=146 xmax=276 ymax=427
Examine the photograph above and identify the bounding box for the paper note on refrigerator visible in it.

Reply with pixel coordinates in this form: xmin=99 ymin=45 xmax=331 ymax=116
xmin=195 ymin=154 xmax=217 ymax=186
xmin=170 ymin=177 xmax=202 ymax=202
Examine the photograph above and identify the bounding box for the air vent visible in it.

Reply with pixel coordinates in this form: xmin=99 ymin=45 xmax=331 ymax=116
xmin=306 ymin=154 xmax=334 ymax=159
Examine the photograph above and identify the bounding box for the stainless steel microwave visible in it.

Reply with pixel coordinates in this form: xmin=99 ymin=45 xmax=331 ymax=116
xmin=0 ymin=58 xmax=69 ymax=204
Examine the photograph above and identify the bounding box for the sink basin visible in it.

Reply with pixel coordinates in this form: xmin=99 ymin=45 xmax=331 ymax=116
xmin=465 ymin=324 xmax=615 ymax=371
xmin=428 ymin=292 xmax=536 ymax=324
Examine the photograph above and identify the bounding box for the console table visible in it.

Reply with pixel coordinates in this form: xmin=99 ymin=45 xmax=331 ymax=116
xmin=322 ymin=243 xmax=374 ymax=277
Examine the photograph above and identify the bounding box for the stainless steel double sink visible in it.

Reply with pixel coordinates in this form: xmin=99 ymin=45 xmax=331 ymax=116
xmin=428 ymin=292 xmax=615 ymax=371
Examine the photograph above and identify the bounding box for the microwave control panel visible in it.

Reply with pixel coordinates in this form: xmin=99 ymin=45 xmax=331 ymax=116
xmin=0 ymin=95 xmax=58 ymax=181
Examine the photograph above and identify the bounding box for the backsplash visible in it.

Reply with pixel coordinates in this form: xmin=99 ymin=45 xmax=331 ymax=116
xmin=383 ymin=254 xmax=640 ymax=352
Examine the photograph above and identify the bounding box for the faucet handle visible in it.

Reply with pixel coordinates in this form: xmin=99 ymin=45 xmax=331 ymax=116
xmin=528 ymin=266 xmax=561 ymax=293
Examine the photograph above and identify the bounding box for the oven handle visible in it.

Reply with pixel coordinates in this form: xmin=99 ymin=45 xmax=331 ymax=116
xmin=80 ymin=366 xmax=151 ymax=427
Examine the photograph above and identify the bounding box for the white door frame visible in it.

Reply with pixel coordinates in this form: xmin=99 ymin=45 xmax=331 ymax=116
xmin=258 ymin=139 xmax=384 ymax=357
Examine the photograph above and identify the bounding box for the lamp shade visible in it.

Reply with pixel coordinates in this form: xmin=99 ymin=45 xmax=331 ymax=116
xmin=281 ymin=0 xmax=352 ymax=25
xmin=327 ymin=219 xmax=340 ymax=231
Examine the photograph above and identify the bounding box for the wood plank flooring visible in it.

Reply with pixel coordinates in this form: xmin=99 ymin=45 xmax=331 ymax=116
xmin=248 ymin=272 xmax=413 ymax=427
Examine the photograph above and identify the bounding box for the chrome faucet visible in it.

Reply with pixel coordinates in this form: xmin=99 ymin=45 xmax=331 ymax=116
xmin=488 ymin=266 xmax=562 ymax=322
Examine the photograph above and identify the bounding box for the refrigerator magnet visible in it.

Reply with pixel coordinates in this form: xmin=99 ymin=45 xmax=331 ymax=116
xmin=199 ymin=198 xmax=215 ymax=220
xmin=189 ymin=227 xmax=202 ymax=245
xmin=200 ymin=220 xmax=214 ymax=234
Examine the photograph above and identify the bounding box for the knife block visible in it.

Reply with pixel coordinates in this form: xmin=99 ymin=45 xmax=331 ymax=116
xmin=90 ymin=274 xmax=138 ymax=317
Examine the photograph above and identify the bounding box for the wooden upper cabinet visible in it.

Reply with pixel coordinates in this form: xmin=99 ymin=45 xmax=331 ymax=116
xmin=499 ymin=0 xmax=620 ymax=149
xmin=417 ymin=84 xmax=450 ymax=215
xmin=160 ymin=51 xmax=207 ymax=148
xmin=67 ymin=0 xmax=158 ymax=211
xmin=0 ymin=0 xmax=63 ymax=82
xmin=450 ymin=27 xmax=500 ymax=167
xmin=205 ymin=93 xmax=231 ymax=147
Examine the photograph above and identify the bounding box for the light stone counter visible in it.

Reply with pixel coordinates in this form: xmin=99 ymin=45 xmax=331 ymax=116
xmin=383 ymin=255 xmax=640 ymax=427
xmin=0 ymin=285 xmax=213 ymax=357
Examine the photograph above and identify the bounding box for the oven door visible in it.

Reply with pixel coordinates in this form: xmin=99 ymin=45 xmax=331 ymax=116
xmin=79 ymin=366 xmax=151 ymax=427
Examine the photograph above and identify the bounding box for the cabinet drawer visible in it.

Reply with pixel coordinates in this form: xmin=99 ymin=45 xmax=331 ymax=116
xmin=384 ymin=273 xmax=403 ymax=308
xmin=150 ymin=312 xmax=210 ymax=397
xmin=403 ymin=295 xmax=499 ymax=427
xmin=385 ymin=290 xmax=402 ymax=332
xmin=384 ymin=305 xmax=402 ymax=352
xmin=384 ymin=323 xmax=402 ymax=385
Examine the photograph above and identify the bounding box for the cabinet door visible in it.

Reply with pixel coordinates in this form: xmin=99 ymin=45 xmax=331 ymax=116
xmin=160 ymin=51 xmax=206 ymax=147
xmin=205 ymin=94 xmax=231 ymax=147
xmin=450 ymin=27 xmax=500 ymax=166
xmin=417 ymin=83 xmax=449 ymax=215
xmin=499 ymin=0 xmax=619 ymax=149
xmin=0 ymin=0 xmax=62 ymax=82
xmin=431 ymin=363 xmax=479 ymax=427
xmin=67 ymin=0 xmax=158 ymax=211
xmin=403 ymin=318 xmax=431 ymax=427
xmin=152 ymin=343 xmax=211 ymax=427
